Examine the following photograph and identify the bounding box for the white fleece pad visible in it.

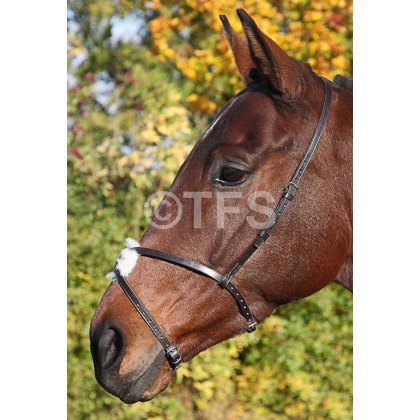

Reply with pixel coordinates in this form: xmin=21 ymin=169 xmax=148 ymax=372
xmin=106 ymin=238 xmax=140 ymax=282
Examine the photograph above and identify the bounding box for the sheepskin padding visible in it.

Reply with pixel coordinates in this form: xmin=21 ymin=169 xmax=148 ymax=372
xmin=106 ymin=238 xmax=140 ymax=282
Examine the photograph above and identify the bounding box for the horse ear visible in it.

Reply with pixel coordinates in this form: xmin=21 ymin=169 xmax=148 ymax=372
xmin=219 ymin=14 xmax=257 ymax=85
xmin=236 ymin=8 xmax=305 ymax=99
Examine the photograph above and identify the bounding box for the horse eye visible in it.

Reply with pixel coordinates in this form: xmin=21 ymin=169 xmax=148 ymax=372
xmin=218 ymin=167 xmax=247 ymax=185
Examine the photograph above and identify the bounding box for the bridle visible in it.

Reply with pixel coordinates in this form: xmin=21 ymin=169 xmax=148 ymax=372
xmin=112 ymin=77 xmax=332 ymax=370
xmin=113 ymin=77 xmax=332 ymax=369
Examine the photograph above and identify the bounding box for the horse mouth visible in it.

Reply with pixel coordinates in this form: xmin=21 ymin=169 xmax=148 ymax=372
xmin=119 ymin=351 xmax=173 ymax=404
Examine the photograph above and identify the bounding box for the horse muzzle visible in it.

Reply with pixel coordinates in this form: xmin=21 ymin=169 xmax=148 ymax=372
xmin=90 ymin=323 xmax=173 ymax=403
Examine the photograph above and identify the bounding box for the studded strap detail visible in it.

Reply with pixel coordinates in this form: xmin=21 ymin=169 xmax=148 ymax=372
xmin=114 ymin=268 xmax=182 ymax=369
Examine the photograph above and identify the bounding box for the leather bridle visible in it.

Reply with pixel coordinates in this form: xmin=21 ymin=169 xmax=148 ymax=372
xmin=112 ymin=77 xmax=332 ymax=370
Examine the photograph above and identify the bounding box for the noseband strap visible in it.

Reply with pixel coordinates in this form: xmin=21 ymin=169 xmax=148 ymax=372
xmin=113 ymin=268 xmax=182 ymax=369
xmin=132 ymin=247 xmax=258 ymax=332
xmin=113 ymin=77 xmax=332 ymax=370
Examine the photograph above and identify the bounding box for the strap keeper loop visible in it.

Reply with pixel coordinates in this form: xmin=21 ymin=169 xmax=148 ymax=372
xmin=220 ymin=263 xmax=242 ymax=288
xmin=247 ymin=321 xmax=257 ymax=333
xmin=283 ymin=182 xmax=299 ymax=201
xmin=166 ymin=346 xmax=182 ymax=369
xmin=254 ymin=230 xmax=269 ymax=248
xmin=219 ymin=274 xmax=232 ymax=289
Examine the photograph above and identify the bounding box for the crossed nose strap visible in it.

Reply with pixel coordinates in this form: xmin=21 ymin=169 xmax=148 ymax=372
xmin=114 ymin=247 xmax=257 ymax=370
xmin=133 ymin=247 xmax=257 ymax=331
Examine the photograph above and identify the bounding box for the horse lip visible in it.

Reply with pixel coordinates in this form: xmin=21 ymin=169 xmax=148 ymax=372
xmin=120 ymin=366 xmax=151 ymax=404
xmin=120 ymin=350 xmax=167 ymax=403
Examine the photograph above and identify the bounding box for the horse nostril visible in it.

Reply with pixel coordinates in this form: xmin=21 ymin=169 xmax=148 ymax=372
xmin=97 ymin=328 xmax=124 ymax=369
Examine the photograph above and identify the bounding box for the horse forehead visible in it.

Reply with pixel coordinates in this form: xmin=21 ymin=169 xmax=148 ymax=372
xmin=205 ymin=91 xmax=277 ymax=144
xmin=231 ymin=91 xmax=275 ymax=121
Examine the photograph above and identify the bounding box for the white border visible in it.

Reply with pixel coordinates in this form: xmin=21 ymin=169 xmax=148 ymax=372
xmin=1 ymin=1 xmax=419 ymax=417
xmin=0 ymin=1 xmax=67 ymax=418
xmin=354 ymin=1 xmax=420 ymax=418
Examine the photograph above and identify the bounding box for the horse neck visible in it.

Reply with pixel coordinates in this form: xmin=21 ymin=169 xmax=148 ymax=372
xmin=329 ymin=84 xmax=353 ymax=291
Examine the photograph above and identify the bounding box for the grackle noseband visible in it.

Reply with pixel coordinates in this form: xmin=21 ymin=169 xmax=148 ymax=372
xmin=112 ymin=76 xmax=332 ymax=370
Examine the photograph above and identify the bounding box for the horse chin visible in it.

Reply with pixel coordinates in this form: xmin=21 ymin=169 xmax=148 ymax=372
xmin=119 ymin=351 xmax=174 ymax=404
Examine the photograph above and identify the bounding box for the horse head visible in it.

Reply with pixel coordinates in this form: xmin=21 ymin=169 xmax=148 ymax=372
xmin=90 ymin=9 xmax=352 ymax=403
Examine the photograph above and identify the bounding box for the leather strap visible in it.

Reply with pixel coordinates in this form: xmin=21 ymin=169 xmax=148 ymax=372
xmin=114 ymin=268 xmax=182 ymax=369
xmin=258 ymin=77 xmax=332 ymax=239
xmin=132 ymin=247 xmax=257 ymax=333
xmin=113 ymin=76 xmax=332 ymax=370
xmin=131 ymin=247 xmax=225 ymax=283
xmin=227 ymin=77 xmax=332 ymax=273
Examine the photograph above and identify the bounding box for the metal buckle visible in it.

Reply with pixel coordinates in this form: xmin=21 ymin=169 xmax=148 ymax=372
xmin=219 ymin=274 xmax=231 ymax=289
xmin=254 ymin=230 xmax=269 ymax=248
xmin=283 ymin=182 xmax=299 ymax=201
xmin=247 ymin=321 xmax=257 ymax=333
xmin=166 ymin=346 xmax=182 ymax=370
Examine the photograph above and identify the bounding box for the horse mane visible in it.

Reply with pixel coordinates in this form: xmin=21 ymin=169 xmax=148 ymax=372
xmin=333 ymin=74 xmax=353 ymax=89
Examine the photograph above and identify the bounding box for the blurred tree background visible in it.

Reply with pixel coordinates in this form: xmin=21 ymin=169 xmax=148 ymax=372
xmin=68 ymin=1 xmax=352 ymax=418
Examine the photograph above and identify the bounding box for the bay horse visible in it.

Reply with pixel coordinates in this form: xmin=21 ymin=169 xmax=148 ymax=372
xmin=90 ymin=9 xmax=352 ymax=403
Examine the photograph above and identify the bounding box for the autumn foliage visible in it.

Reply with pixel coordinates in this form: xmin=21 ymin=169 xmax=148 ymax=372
xmin=148 ymin=0 xmax=352 ymax=113
xmin=68 ymin=1 xmax=352 ymax=418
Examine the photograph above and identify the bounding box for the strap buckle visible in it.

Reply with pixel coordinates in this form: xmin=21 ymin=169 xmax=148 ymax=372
xmin=283 ymin=182 xmax=299 ymax=201
xmin=247 ymin=321 xmax=257 ymax=333
xmin=219 ymin=273 xmax=233 ymax=289
xmin=219 ymin=262 xmax=241 ymax=289
xmin=166 ymin=346 xmax=182 ymax=370
xmin=254 ymin=230 xmax=269 ymax=248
